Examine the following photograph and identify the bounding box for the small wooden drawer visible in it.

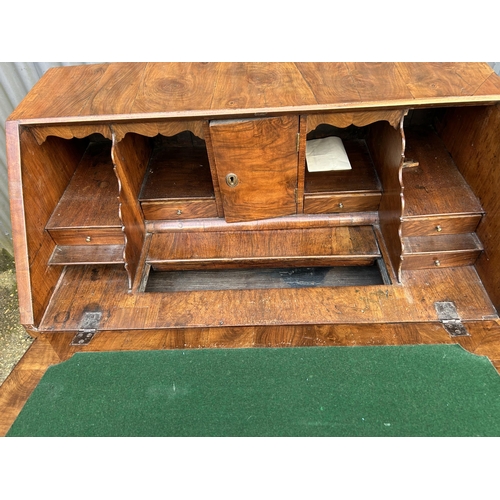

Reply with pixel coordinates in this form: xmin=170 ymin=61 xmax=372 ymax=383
xmin=47 ymin=227 xmax=124 ymax=246
xmin=401 ymin=233 xmax=483 ymax=270
xmin=303 ymin=192 xmax=381 ymax=214
xmin=401 ymin=214 xmax=482 ymax=236
xmin=401 ymin=252 xmax=482 ymax=270
xmin=141 ymin=199 xmax=218 ymax=220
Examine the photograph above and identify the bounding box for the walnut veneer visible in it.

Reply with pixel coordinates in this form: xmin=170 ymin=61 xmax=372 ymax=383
xmin=6 ymin=62 xmax=500 ymax=336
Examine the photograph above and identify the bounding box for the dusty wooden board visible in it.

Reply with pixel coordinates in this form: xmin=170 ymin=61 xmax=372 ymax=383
xmin=145 ymin=265 xmax=385 ymax=292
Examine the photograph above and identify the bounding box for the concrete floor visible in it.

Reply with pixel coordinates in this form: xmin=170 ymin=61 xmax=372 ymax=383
xmin=0 ymin=249 xmax=33 ymax=385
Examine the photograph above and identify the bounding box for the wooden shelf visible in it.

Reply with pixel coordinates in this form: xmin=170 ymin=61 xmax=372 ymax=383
xmin=38 ymin=264 xmax=497 ymax=331
xmin=46 ymin=141 xmax=121 ymax=233
xmin=139 ymin=140 xmax=214 ymax=201
xmin=403 ymin=126 xmax=484 ymax=218
xmin=304 ymin=138 xmax=382 ymax=214
xmin=138 ymin=133 xmax=217 ymax=220
xmin=304 ymin=139 xmax=382 ymax=194
xmin=49 ymin=245 xmax=125 ymax=265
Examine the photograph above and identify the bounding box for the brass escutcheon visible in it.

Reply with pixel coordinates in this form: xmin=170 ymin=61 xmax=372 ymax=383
xmin=226 ymin=173 xmax=239 ymax=187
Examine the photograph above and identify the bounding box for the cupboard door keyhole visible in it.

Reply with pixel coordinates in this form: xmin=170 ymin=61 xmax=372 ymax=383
xmin=225 ymin=173 xmax=239 ymax=187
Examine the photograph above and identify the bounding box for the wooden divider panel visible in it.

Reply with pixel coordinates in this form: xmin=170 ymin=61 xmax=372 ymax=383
xmin=367 ymin=118 xmax=406 ymax=281
xmin=112 ymin=133 xmax=151 ymax=289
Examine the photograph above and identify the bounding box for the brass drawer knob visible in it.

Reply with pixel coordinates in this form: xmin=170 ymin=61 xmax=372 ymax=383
xmin=436 ymin=225 xmax=442 ymax=232
xmin=85 ymin=236 xmax=91 ymax=243
xmin=434 ymin=259 xmax=441 ymax=266
xmin=176 ymin=209 xmax=182 ymax=215
xmin=338 ymin=202 xmax=344 ymax=209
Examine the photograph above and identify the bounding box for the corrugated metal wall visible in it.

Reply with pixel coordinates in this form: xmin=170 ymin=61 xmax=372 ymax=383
xmin=1 ymin=62 xmax=500 ymax=255
xmin=0 ymin=62 xmax=96 ymax=255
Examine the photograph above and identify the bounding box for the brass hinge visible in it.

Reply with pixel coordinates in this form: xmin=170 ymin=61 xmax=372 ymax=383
xmin=434 ymin=301 xmax=469 ymax=337
xmin=71 ymin=311 xmax=102 ymax=345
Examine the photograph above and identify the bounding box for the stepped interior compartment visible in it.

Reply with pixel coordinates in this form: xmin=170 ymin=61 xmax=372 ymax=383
xmin=400 ymin=109 xmax=486 ymax=272
xmin=44 ymin=136 xmax=124 ymax=266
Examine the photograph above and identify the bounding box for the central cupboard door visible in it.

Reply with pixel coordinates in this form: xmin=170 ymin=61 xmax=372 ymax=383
xmin=209 ymin=116 xmax=299 ymax=223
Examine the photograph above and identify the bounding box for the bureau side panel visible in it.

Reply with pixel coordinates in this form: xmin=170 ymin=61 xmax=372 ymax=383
xmin=6 ymin=122 xmax=33 ymax=326
xmin=10 ymin=127 xmax=84 ymax=327
xmin=439 ymin=104 xmax=500 ymax=310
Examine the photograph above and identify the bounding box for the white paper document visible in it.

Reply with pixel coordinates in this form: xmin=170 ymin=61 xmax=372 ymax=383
xmin=306 ymin=136 xmax=352 ymax=172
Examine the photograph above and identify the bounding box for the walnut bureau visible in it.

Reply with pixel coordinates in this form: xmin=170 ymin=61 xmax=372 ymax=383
xmin=7 ymin=62 xmax=500 ymax=348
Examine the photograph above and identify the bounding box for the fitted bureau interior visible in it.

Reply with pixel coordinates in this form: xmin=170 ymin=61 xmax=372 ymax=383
xmin=18 ymin=104 xmax=500 ymax=331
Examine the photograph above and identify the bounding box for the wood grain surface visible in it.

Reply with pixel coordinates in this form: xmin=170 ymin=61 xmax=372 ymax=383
xmin=34 ymin=265 xmax=497 ymax=332
xmin=147 ymin=226 xmax=380 ymax=269
xmin=45 ymin=140 xmax=120 ymax=230
xmin=403 ymin=126 xmax=484 ymax=217
xmin=210 ymin=116 xmax=299 ymax=222
xmin=9 ymin=63 xmax=500 ymax=124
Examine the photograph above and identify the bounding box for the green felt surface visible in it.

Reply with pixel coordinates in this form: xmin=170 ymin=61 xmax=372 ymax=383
xmin=7 ymin=344 xmax=500 ymax=436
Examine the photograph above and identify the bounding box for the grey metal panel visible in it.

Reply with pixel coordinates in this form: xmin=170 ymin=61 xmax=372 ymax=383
xmin=489 ymin=62 xmax=500 ymax=75
xmin=0 ymin=62 xmax=95 ymax=255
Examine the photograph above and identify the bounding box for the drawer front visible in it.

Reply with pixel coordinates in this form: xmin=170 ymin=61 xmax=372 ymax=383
xmin=141 ymin=199 xmax=218 ymax=220
xmin=147 ymin=225 xmax=381 ymax=270
xmin=48 ymin=227 xmax=124 ymax=246
xmin=401 ymin=250 xmax=481 ymax=270
xmin=304 ymin=192 xmax=381 ymax=214
xmin=402 ymin=214 xmax=482 ymax=236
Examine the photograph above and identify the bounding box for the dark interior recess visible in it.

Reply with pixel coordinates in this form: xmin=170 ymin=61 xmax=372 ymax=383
xmin=139 ymin=131 xmax=214 ymax=201
xmin=145 ymin=262 xmax=388 ymax=293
